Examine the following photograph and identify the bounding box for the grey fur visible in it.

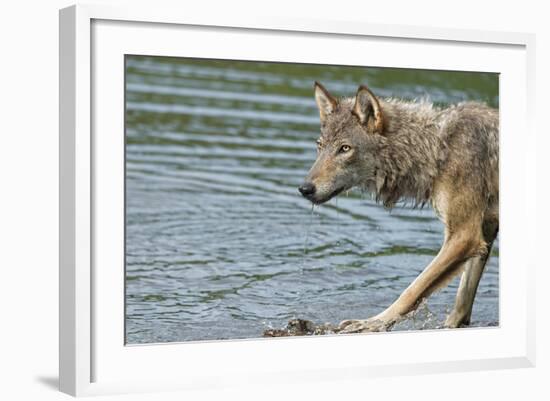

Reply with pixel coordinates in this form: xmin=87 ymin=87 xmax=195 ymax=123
xmin=301 ymin=82 xmax=499 ymax=331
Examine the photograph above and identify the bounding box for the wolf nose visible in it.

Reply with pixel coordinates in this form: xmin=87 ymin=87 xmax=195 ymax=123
xmin=298 ymin=183 xmax=316 ymax=197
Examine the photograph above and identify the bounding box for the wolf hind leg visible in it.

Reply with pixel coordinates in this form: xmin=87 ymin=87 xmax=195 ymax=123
xmin=444 ymin=253 xmax=490 ymax=328
xmin=445 ymin=217 xmax=498 ymax=328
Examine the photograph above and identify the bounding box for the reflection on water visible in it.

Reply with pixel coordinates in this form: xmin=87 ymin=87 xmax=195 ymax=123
xmin=125 ymin=56 xmax=499 ymax=344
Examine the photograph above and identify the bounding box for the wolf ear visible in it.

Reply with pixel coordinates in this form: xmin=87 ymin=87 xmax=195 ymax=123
xmin=314 ymin=81 xmax=337 ymax=123
xmin=353 ymin=85 xmax=384 ymax=134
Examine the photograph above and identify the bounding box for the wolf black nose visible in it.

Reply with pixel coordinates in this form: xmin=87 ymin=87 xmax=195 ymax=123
xmin=298 ymin=182 xmax=316 ymax=197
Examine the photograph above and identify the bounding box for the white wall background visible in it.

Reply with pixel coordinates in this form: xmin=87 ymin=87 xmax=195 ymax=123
xmin=0 ymin=0 xmax=548 ymax=399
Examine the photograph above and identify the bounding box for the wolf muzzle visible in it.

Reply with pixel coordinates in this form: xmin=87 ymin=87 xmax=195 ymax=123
xmin=298 ymin=182 xmax=316 ymax=199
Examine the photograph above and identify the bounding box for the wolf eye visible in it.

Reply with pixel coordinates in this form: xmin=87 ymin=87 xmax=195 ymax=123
xmin=340 ymin=145 xmax=351 ymax=153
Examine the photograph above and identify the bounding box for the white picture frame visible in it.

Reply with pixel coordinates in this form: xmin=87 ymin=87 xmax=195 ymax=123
xmin=59 ymin=4 xmax=536 ymax=397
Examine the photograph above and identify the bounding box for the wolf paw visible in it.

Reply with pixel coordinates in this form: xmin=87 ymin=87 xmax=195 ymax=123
xmin=338 ymin=318 xmax=391 ymax=333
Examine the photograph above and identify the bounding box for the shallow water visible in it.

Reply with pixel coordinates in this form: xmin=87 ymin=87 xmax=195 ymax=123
xmin=125 ymin=56 xmax=499 ymax=344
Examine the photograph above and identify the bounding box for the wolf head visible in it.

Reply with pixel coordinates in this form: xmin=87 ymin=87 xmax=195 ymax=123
xmin=299 ymin=82 xmax=385 ymax=204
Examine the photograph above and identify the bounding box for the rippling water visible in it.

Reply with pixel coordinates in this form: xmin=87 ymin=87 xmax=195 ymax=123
xmin=125 ymin=56 xmax=499 ymax=344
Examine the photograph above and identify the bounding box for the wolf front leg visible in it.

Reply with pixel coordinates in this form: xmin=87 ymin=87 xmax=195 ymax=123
xmin=339 ymin=229 xmax=483 ymax=333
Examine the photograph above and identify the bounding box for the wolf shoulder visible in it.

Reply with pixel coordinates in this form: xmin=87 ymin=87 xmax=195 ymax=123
xmin=437 ymin=101 xmax=499 ymax=160
xmin=438 ymin=101 xmax=499 ymax=141
xmin=435 ymin=101 xmax=499 ymax=195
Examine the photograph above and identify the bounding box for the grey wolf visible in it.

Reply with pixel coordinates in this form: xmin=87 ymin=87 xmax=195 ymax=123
xmin=299 ymin=82 xmax=499 ymax=332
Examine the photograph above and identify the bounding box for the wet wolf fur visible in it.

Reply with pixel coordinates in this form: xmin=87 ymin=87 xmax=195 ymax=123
xmin=299 ymin=82 xmax=499 ymax=332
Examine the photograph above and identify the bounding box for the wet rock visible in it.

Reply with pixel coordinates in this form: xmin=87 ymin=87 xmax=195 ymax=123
xmin=263 ymin=318 xmax=341 ymax=337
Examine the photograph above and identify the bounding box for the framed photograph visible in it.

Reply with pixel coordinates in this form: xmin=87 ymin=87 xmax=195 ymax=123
xmin=59 ymin=4 xmax=536 ymax=396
